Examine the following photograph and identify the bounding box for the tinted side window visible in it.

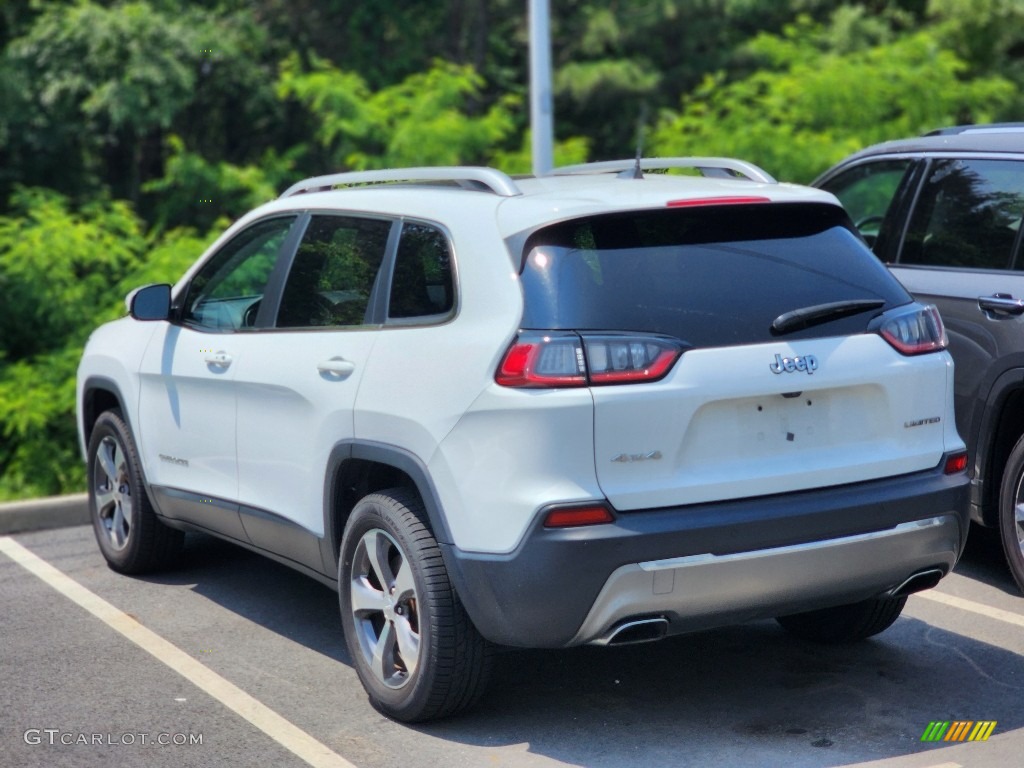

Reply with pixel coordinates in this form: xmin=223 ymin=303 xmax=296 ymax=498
xmin=900 ymin=158 xmax=1024 ymax=270
xmin=388 ymin=223 xmax=454 ymax=320
xmin=818 ymin=159 xmax=913 ymax=252
xmin=182 ymin=216 xmax=296 ymax=331
xmin=276 ymin=215 xmax=390 ymax=328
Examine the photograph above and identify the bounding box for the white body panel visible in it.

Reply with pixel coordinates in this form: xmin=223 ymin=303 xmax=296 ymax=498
xmin=427 ymin=337 xmax=962 ymax=553
xmin=591 ymin=335 xmax=961 ymax=511
xmin=233 ymin=329 xmax=379 ymax=537
xmin=135 ymin=323 xmax=239 ymax=502
xmin=431 ymin=386 xmax=602 ymax=553
xmin=353 ymin=212 xmax=521 ymax=466
xmin=76 ymin=319 xmax=160 ymax=454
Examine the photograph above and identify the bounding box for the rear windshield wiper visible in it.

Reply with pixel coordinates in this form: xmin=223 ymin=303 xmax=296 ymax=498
xmin=770 ymin=299 xmax=886 ymax=336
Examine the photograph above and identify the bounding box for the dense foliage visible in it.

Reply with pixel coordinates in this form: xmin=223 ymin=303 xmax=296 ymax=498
xmin=1 ymin=0 xmax=1021 ymax=499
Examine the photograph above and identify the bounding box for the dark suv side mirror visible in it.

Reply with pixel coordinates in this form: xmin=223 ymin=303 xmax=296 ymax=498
xmin=127 ymin=284 xmax=172 ymax=321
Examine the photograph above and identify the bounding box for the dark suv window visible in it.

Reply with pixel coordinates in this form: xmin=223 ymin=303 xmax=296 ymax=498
xmin=518 ymin=203 xmax=909 ymax=348
xmin=276 ymin=215 xmax=391 ymax=328
xmin=819 ymin=159 xmax=913 ymax=252
xmin=899 ymin=158 xmax=1024 ymax=270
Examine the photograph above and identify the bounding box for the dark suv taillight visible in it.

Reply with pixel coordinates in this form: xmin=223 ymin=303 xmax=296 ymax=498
xmin=495 ymin=332 xmax=683 ymax=388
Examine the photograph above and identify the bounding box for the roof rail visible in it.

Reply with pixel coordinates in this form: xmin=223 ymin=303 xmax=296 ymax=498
xmin=279 ymin=166 xmax=522 ymax=198
xmin=548 ymin=157 xmax=777 ymax=184
xmin=924 ymin=123 xmax=1024 ymax=137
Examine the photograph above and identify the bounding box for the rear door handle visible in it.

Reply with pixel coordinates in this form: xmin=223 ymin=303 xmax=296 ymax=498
xmin=978 ymin=294 xmax=1024 ymax=316
xmin=204 ymin=351 xmax=233 ymax=367
xmin=317 ymin=357 xmax=356 ymax=377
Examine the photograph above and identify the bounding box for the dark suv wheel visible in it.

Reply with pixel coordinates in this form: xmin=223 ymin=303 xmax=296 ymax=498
xmin=998 ymin=434 xmax=1024 ymax=592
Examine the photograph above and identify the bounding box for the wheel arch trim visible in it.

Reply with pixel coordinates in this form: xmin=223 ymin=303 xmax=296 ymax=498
xmin=972 ymin=366 xmax=1024 ymax=527
xmin=320 ymin=440 xmax=454 ymax=576
xmin=79 ymin=376 xmax=132 ymax=458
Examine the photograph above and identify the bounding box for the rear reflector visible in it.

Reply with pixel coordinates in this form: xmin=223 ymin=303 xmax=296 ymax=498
xmin=543 ymin=504 xmax=615 ymax=528
xmin=944 ymin=452 xmax=968 ymax=475
xmin=667 ymin=196 xmax=771 ymax=208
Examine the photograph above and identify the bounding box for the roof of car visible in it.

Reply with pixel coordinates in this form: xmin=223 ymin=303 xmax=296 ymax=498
xmin=254 ymin=158 xmax=839 ymax=239
xmin=493 ymin=172 xmax=835 ymax=237
xmin=827 ymin=125 xmax=1024 ymax=166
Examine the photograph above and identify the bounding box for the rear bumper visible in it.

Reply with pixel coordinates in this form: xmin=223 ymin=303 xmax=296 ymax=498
xmin=571 ymin=514 xmax=959 ymax=645
xmin=442 ymin=465 xmax=969 ymax=648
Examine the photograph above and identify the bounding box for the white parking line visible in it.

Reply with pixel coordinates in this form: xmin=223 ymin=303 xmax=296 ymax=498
xmin=916 ymin=590 xmax=1024 ymax=629
xmin=851 ymin=761 xmax=965 ymax=768
xmin=0 ymin=536 xmax=357 ymax=768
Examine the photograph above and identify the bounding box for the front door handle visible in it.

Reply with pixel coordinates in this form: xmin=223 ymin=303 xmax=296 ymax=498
xmin=204 ymin=351 xmax=233 ymax=367
xmin=979 ymin=294 xmax=1024 ymax=316
xmin=317 ymin=357 xmax=356 ymax=377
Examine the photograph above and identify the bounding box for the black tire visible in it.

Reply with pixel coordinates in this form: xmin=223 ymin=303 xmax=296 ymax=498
xmin=338 ymin=488 xmax=492 ymax=722
xmin=776 ymin=595 xmax=907 ymax=644
xmin=998 ymin=433 xmax=1024 ymax=593
xmin=86 ymin=410 xmax=183 ymax=574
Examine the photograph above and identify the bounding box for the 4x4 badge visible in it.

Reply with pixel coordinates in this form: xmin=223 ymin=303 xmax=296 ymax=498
xmin=770 ymin=353 xmax=818 ymax=375
xmin=611 ymin=451 xmax=663 ymax=463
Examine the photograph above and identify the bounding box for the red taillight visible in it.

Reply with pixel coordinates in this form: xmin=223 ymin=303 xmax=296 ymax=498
xmin=666 ymin=196 xmax=771 ymax=208
xmin=494 ymin=333 xmax=587 ymax=387
xmin=495 ymin=332 xmax=684 ymax=388
xmin=944 ymin=451 xmax=968 ymax=474
xmin=878 ymin=304 xmax=948 ymax=355
xmin=543 ymin=504 xmax=615 ymax=528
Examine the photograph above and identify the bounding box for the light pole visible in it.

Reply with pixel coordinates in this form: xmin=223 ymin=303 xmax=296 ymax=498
xmin=529 ymin=0 xmax=554 ymax=175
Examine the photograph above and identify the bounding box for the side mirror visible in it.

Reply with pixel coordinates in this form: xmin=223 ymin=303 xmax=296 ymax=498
xmin=127 ymin=284 xmax=172 ymax=321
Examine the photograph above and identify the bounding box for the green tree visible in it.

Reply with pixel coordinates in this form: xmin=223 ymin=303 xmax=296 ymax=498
xmin=928 ymin=0 xmax=1024 ymax=116
xmin=0 ymin=189 xmax=142 ymax=499
xmin=141 ymin=135 xmax=297 ymax=232
xmin=0 ymin=187 xmax=217 ymax=499
xmin=0 ymin=1 xmax=281 ymax=208
xmin=249 ymin=0 xmax=519 ymax=89
xmin=0 ymin=347 xmax=83 ymax=500
xmin=651 ymin=16 xmax=1014 ymax=182
xmin=549 ymin=0 xmax=865 ymax=159
xmin=277 ymin=55 xmax=523 ymax=170
xmin=0 ymin=188 xmax=144 ymax=361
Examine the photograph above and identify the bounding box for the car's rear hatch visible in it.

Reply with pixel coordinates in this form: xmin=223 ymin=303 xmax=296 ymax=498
xmin=512 ymin=202 xmax=954 ymax=510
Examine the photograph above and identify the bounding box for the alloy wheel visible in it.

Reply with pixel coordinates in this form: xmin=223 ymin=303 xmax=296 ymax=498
xmin=349 ymin=528 xmax=421 ymax=689
xmin=92 ymin=435 xmax=132 ymax=551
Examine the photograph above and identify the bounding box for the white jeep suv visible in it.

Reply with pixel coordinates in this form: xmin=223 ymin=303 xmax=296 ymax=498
xmin=77 ymin=158 xmax=970 ymax=721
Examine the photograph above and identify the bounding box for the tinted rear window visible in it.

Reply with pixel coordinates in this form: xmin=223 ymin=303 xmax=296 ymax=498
xmin=517 ymin=203 xmax=909 ymax=348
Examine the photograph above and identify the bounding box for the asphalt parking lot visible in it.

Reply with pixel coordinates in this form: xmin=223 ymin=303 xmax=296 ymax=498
xmin=2 ymin=519 xmax=1022 ymax=768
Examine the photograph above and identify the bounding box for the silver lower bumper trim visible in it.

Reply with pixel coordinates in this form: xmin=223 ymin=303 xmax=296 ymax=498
xmin=574 ymin=514 xmax=962 ymax=645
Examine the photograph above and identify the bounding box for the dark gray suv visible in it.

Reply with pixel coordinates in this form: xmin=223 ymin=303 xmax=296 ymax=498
xmin=815 ymin=124 xmax=1024 ymax=592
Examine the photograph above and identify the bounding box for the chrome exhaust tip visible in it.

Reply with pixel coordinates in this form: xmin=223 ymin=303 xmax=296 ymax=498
xmin=890 ymin=568 xmax=944 ymax=598
xmin=592 ymin=617 xmax=669 ymax=646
